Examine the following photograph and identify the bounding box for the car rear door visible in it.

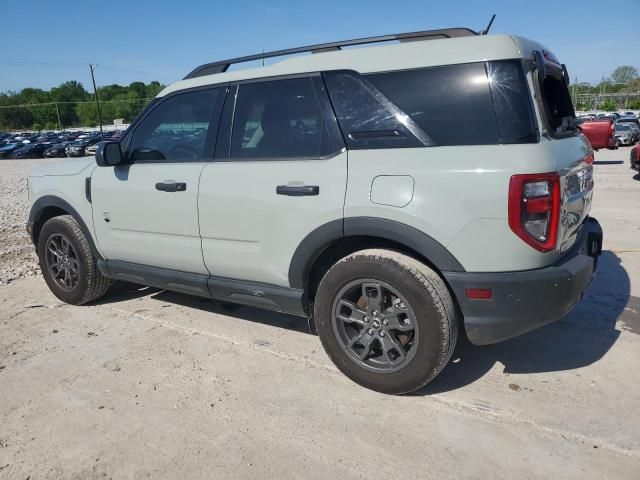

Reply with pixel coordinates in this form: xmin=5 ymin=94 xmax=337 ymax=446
xmin=90 ymin=87 xmax=225 ymax=275
xmin=198 ymin=75 xmax=347 ymax=288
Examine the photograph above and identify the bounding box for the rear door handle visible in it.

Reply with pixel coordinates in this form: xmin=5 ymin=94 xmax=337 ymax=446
xmin=276 ymin=185 xmax=319 ymax=196
xmin=155 ymin=182 xmax=187 ymax=192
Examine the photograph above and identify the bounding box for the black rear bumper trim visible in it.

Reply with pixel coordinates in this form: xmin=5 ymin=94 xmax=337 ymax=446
xmin=444 ymin=218 xmax=603 ymax=345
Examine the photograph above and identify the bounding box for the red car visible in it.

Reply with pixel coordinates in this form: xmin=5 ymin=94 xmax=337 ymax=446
xmin=578 ymin=119 xmax=617 ymax=150
xmin=631 ymin=143 xmax=640 ymax=171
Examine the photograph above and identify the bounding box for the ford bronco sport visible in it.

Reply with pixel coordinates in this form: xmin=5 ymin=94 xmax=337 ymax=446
xmin=27 ymin=27 xmax=603 ymax=394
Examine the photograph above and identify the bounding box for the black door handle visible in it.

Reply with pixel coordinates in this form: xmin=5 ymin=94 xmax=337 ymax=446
xmin=155 ymin=182 xmax=187 ymax=192
xmin=276 ymin=185 xmax=319 ymax=196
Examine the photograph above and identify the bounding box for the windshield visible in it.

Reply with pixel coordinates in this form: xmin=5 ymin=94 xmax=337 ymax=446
xmin=617 ymin=125 xmax=630 ymax=131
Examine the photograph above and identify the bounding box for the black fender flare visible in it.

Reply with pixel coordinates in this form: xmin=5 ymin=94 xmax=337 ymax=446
xmin=28 ymin=195 xmax=103 ymax=260
xmin=288 ymin=217 xmax=465 ymax=289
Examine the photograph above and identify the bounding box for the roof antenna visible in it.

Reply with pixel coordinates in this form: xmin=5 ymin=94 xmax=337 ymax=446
xmin=480 ymin=14 xmax=496 ymax=35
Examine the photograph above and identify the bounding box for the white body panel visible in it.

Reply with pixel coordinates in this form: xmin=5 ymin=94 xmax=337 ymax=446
xmin=198 ymin=152 xmax=347 ymax=286
xmin=345 ymin=143 xmax=564 ymax=272
xmin=28 ymin=158 xmax=99 ymax=252
xmin=90 ymin=162 xmax=208 ymax=274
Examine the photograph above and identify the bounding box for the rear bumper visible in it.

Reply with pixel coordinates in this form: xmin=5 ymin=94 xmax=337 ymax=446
xmin=444 ymin=218 xmax=603 ymax=345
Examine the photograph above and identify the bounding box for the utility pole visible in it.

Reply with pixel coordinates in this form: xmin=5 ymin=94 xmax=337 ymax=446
xmin=89 ymin=64 xmax=103 ymax=135
xmin=55 ymin=103 xmax=62 ymax=131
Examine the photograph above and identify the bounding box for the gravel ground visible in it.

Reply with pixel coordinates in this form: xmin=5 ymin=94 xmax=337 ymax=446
xmin=0 ymin=149 xmax=638 ymax=479
xmin=0 ymin=158 xmax=62 ymax=286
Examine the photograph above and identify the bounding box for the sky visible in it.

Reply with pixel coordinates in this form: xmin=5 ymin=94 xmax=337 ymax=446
xmin=1 ymin=0 xmax=638 ymax=93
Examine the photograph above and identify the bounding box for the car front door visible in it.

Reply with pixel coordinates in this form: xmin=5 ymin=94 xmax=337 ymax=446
xmin=198 ymin=75 xmax=347 ymax=288
xmin=91 ymin=87 xmax=225 ymax=275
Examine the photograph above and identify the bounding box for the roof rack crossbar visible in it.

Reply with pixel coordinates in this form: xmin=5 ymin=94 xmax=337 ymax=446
xmin=184 ymin=27 xmax=478 ymax=79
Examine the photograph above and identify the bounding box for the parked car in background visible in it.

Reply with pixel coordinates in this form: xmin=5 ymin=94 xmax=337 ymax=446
xmin=617 ymin=116 xmax=640 ymax=128
xmin=615 ymin=124 xmax=635 ymax=146
xmin=65 ymin=140 xmax=94 ymax=157
xmin=43 ymin=143 xmax=69 ymax=158
xmin=578 ymin=118 xmax=617 ymax=150
xmin=85 ymin=142 xmax=102 ymax=156
xmin=626 ymin=123 xmax=640 ymax=143
xmin=0 ymin=143 xmax=27 ymax=158
xmin=11 ymin=143 xmax=50 ymax=159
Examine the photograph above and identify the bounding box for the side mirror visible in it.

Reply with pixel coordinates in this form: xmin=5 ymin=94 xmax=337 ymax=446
xmin=96 ymin=141 xmax=123 ymax=167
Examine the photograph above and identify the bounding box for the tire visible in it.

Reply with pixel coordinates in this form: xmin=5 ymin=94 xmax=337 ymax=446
xmin=37 ymin=215 xmax=110 ymax=305
xmin=314 ymin=249 xmax=458 ymax=394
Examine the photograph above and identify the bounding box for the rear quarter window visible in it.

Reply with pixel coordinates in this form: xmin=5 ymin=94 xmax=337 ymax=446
xmin=366 ymin=63 xmax=500 ymax=146
xmin=327 ymin=61 xmax=538 ymax=148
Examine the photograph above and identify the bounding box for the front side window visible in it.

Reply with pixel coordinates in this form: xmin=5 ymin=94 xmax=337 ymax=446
xmin=129 ymin=88 xmax=220 ymax=162
xmin=230 ymin=77 xmax=335 ymax=159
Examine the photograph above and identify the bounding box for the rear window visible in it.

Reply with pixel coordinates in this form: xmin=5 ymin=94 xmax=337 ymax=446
xmin=325 ymin=60 xmax=538 ymax=149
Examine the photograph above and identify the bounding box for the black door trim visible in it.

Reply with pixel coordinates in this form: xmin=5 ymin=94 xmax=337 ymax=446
xmin=287 ymin=217 xmax=465 ymax=289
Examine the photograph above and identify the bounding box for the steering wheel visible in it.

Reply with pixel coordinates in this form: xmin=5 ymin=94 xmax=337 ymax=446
xmin=168 ymin=144 xmax=199 ymax=160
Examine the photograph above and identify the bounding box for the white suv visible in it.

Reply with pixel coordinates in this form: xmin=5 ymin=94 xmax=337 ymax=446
xmin=27 ymin=27 xmax=603 ymax=394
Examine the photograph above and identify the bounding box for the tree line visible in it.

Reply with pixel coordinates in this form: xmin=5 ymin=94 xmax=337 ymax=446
xmin=0 ymin=80 xmax=164 ymax=131
xmin=572 ymin=65 xmax=640 ymax=111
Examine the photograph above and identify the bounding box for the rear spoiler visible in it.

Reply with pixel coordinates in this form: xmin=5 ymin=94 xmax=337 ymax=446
xmin=533 ymin=50 xmax=570 ymax=86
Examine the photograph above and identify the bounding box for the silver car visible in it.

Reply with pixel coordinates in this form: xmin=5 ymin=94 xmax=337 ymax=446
xmin=615 ymin=124 xmax=634 ymax=145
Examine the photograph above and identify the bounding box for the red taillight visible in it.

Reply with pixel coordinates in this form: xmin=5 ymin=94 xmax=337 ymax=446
xmin=508 ymin=172 xmax=561 ymax=252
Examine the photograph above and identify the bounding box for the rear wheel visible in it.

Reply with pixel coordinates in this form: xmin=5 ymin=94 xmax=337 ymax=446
xmin=38 ymin=215 xmax=110 ymax=305
xmin=314 ymin=249 xmax=458 ymax=394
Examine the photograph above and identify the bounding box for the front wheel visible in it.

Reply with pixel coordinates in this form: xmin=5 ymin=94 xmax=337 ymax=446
xmin=314 ymin=249 xmax=458 ymax=394
xmin=38 ymin=215 xmax=110 ymax=305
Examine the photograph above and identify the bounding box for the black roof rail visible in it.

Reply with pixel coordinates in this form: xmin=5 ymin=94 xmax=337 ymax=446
xmin=184 ymin=27 xmax=479 ymax=79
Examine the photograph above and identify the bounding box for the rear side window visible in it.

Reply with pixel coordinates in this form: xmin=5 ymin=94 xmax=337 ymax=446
xmin=325 ymin=61 xmax=538 ymax=148
xmin=230 ymin=77 xmax=335 ymax=159
xmin=129 ymin=88 xmax=221 ymax=162
xmin=366 ymin=63 xmax=499 ymax=146
xmin=323 ymin=72 xmax=433 ymax=149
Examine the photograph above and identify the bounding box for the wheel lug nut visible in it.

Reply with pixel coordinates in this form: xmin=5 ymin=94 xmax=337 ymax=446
xmin=382 ymin=319 xmax=388 ymax=326
xmin=368 ymin=329 xmax=374 ymax=335
xmin=373 ymin=311 xmax=378 ymax=317
xmin=363 ymin=316 xmax=369 ymax=323
xmin=379 ymin=331 xmax=386 ymax=337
